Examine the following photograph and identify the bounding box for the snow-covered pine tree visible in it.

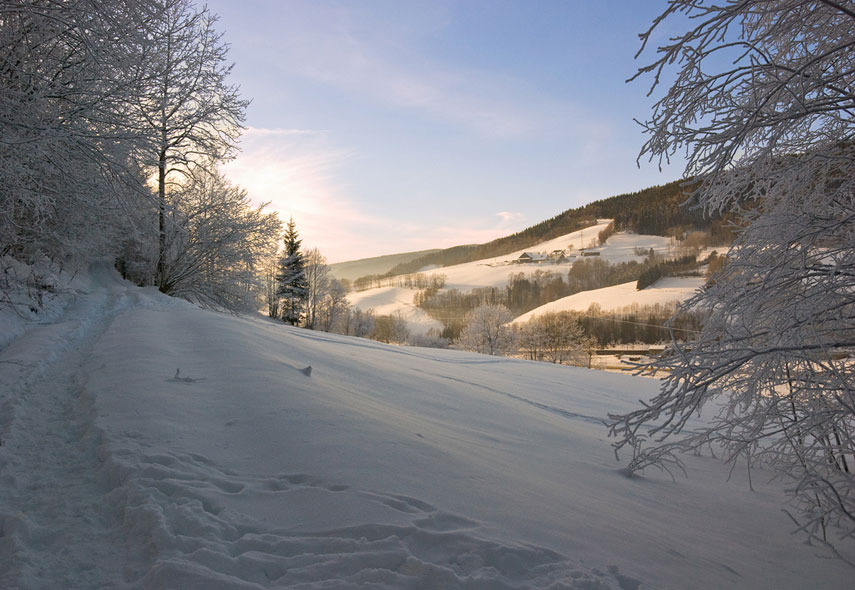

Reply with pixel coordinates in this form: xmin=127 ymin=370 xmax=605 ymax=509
xmin=276 ymin=218 xmax=309 ymax=325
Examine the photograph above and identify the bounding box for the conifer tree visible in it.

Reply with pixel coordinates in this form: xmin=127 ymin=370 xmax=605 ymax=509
xmin=276 ymin=218 xmax=308 ymax=325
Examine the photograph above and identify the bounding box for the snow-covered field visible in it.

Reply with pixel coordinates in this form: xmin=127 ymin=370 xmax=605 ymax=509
xmin=514 ymin=277 xmax=705 ymax=324
xmin=346 ymin=286 xmax=443 ymax=335
xmin=0 ymin=264 xmax=851 ymax=589
xmin=345 ymin=223 xmax=679 ymax=330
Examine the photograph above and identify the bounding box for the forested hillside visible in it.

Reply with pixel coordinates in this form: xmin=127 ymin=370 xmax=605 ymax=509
xmin=383 ymin=179 xmax=733 ymax=277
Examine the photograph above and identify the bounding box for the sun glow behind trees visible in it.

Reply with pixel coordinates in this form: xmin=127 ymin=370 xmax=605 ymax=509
xmin=1 ymin=0 xmax=281 ymax=312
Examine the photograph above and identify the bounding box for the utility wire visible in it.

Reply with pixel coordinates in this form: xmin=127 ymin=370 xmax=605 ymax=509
xmin=573 ymin=312 xmax=703 ymax=335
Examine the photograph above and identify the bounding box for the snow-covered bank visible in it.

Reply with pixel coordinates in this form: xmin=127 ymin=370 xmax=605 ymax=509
xmin=0 ymin=268 xmax=851 ymax=588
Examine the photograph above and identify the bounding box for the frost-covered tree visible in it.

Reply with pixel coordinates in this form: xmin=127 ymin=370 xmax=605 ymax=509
xmin=316 ymin=279 xmax=350 ymax=332
xmin=609 ymin=0 xmax=855 ymax=559
xmin=457 ymin=304 xmax=517 ymax=356
xmin=155 ymin=168 xmax=281 ymax=310
xmin=348 ymin=307 xmax=376 ymax=338
xmin=276 ymin=218 xmax=308 ymax=325
xmin=520 ymin=312 xmax=596 ymax=366
xmin=0 ymin=0 xmax=149 ymax=264
xmin=371 ymin=311 xmax=410 ymax=344
xmin=131 ymin=0 xmax=248 ymax=291
xmin=263 ymin=255 xmax=281 ymax=319
xmin=302 ymin=247 xmax=331 ymax=329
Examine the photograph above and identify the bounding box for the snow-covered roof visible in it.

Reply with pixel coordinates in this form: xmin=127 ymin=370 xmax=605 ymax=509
xmin=518 ymin=251 xmax=548 ymax=261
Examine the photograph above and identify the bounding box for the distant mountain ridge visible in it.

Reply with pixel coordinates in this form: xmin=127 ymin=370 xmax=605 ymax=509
xmin=329 ymin=249 xmax=442 ymax=281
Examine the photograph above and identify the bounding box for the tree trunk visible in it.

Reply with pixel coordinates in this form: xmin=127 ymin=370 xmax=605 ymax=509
xmin=157 ymin=148 xmax=167 ymax=291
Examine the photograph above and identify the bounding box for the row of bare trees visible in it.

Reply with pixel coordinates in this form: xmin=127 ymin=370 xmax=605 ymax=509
xmin=352 ymin=272 xmax=446 ymax=293
xmin=455 ymin=304 xmax=596 ymax=367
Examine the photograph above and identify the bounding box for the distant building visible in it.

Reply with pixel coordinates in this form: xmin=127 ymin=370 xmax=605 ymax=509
xmin=517 ymin=252 xmax=548 ymax=263
xmin=581 ymin=250 xmax=601 ymax=257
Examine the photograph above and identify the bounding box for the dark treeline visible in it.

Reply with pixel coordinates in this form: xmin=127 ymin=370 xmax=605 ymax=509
xmin=384 ymin=217 xmax=600 ymax=277
xmin=577 ymin=302 xmax=704 ymax=346
xmin=635 ymin=255 xmax=700 ymax=290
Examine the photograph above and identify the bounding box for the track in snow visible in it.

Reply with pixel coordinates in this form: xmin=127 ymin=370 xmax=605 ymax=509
xmin=0 ymin=276 xmax=138 ymax=589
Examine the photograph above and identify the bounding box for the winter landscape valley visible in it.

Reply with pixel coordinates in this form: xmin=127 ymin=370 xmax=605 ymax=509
xmin=5 ymin=0 xmax=855 ymax=588
xmin=0 ymin=262 xmax=852 ymax=589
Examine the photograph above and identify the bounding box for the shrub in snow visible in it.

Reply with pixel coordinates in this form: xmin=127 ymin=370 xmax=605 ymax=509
xmin=456 ymin=304 xmax=516 ymax=356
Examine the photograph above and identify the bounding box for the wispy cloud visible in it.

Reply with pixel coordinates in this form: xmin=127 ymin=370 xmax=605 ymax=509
xmin=496 ymin=211 xmax=524 ymax=224
xmin=222 ymin=127 xmax=376 ymax=259
xmin=221 ymin=127 xmax=531 ymax=262
xmin=257 ymin=4 xmax=562 ymax=139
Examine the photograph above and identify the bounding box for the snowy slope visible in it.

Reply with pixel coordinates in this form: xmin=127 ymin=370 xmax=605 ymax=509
xmin=423 ymin=220 xmax=616 ymax=291
xmin=346 ymin=286 xmax=443 ymax=335
xmin=346 ymin=224 xmax=677 ymax=330
xmin=0 ymin=265 xmax=851 ymax=589
xmin=514 ymin=277 xmax=705 ymax=324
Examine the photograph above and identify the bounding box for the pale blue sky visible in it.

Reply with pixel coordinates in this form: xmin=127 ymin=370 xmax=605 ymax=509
xmin=206 ymin=0 xmax=681 ymax=262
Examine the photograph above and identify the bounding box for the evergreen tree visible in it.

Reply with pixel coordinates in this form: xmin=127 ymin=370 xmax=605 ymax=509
xmin=276 ymin=218 xmax=308 ymax=325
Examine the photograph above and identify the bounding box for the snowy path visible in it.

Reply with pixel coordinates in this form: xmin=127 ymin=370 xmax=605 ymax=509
xmin=0 ymin=269 xmax=138 ymax=588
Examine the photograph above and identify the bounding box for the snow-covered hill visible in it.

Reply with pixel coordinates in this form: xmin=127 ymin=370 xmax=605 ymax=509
xmin=345 ymin=222 xmax=680 ymax=331
xmin=513 ymin=277 xmax=705 ymax=324
xmin=0 ymin=265 xmax=851 ymax=588
xmin=346 ymin=285 xmax=443 ymax=334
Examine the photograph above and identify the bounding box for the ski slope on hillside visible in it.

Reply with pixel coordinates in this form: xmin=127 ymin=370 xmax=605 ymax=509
xmin=0 ymin=265 xmax=851 ymax=589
